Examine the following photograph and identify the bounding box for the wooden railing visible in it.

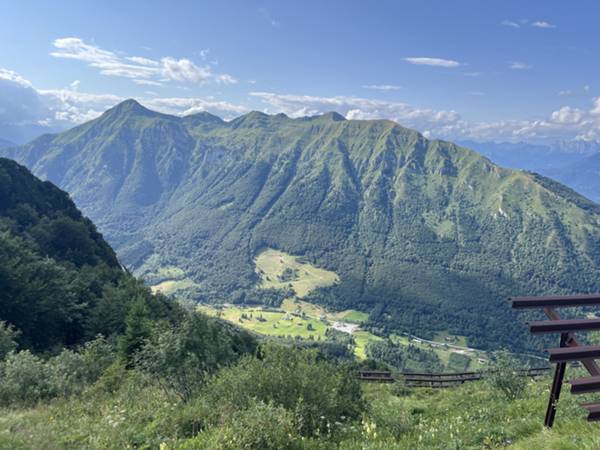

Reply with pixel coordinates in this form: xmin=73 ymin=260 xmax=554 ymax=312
xmin=356 ymin=367 xmax=549 ymax=387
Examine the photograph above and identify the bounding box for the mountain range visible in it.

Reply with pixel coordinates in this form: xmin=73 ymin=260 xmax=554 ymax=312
xmin=4 ymin=99 xmax=600 ymax=351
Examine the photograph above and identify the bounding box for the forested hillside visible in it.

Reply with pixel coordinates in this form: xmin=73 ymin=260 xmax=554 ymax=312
xmin=0 ymin=157 xmax=183 ymax=351
xmin=5 ymin=100 xmax=600 ymax=351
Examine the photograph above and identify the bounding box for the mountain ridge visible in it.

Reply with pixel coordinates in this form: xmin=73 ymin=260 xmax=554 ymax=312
xmin=4 ymin=100 xmax=600 ymax=350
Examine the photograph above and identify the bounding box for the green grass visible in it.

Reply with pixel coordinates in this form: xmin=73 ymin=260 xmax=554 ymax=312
xmin=353 ymin=330 xmax=383 ymax=359
xmin=150 ymin=278 xmax=200 ymax=296
xmin=4 ymin=372 xmax=600 ymax=449
xmin=200 ymin=299 xmax=488 ymax=369
xmin=255 ymin=248 xmax=339 ymax=298
xmin=199 ymin=305 xmax=328 ymax=340
xmin=333 ymin=310 xmax=369 ymax=324
xmin=199 ymin=302 xmax=379 ymax=359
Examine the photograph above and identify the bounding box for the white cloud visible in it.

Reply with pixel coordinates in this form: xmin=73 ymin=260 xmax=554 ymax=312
xmin=463 ymin=72 xmax=482 ymax=77
xmin=0 ymin=68 xmax=33 ymax=88
xmin=502 ymin=19 xmax=556 ymax=29
xmin=38 ymin=88 xmax=123 ymax=124
xmin=501 ymin=20 xmax=520 ymax=28
xmin=215 ymin=74 xmax=238 ymax=85
xmin=249 ymin=90 xmax=600 ymax=143
xmin=50 ymin=37 xmax=237 ymax=86
xmin=404 ymin=57 xmax=461 ymax=68
xmin=142 ymin=96 xmax=248 ymax=118
xmin=510 ymin=61 xmax=532 ymax=70
xmin=126 ymin=56 xmax=160 ymax=67
xmin=532 ymin=21 xmax=555 ymax=28
xmin=133 ymin=79 xmax=163 ymax=86
xmin=551 ymin=106 xmax=584 ymax=124
xmin=362 ymin=84 xmax=402 ymax=91
xmin=160 ymin=57 xmax=211 ymax=83
xmin=249 ymin=92 xmax=461 ymax=135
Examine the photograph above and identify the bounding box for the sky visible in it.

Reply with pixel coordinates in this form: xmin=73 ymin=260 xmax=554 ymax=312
xmin=1 ymin=0 xmax=600 ymax=143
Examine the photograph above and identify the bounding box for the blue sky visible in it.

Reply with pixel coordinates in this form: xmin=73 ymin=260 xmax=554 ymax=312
xmin=1 ymin=0 xmax=599 ymax=143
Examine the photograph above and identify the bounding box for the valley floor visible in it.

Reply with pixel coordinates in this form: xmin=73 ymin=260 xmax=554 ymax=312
xmin=199 ymin=298 xmax=488 ymax=371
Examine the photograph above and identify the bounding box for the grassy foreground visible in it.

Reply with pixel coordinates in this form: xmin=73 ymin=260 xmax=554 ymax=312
xmin=2 ymin=373 xmax=600 ymax=449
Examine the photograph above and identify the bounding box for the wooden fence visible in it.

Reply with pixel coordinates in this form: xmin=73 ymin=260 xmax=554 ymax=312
xmin=357 ymin=367 xmax=550 ymax=388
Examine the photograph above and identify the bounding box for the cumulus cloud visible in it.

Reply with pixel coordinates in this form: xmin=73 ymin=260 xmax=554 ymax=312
xmin=50 ymin=37 xmax=236 ymax=86
xmin=0 ymin=70 xmax=55 ymax=142
xmin=551 ymin=106 xmax=584 ymax=124
xmin=404 ymin=57 xmax=461 ymax=68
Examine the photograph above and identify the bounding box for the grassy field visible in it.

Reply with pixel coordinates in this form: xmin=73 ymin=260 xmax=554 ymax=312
xmin=198 ymin=304 xmax=330 ymax=341
xmin=200 ymin=301 xmax=486 ymax=370
xmin=145 ymin=264 xmax=202 ymax=296
xmin=255 ymin=248 xmax=339 ymax=297
xmin=150 ymin=278 xmax=200 ymax=296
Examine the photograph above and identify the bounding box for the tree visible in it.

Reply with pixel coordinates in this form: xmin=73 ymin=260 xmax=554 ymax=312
xmin=0 ymin=321 xmax=19 ymax=359
xmin=118 ymin=298 xmax=153 ymax=365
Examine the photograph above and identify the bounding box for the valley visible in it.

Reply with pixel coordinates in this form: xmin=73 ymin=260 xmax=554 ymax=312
xmin=199 ymin=248 xmax=487 ymax=370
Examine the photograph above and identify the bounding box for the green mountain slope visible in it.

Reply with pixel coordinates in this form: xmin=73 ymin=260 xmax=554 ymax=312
xmin=0 ymin=157 xmax=178 ymax=351
xmin=5 ymin=99 xmax=600 ymax=350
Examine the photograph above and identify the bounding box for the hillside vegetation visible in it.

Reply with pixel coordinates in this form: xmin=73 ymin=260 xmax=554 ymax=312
xmin=2 ymin=150 xmax=599 ymax=450
xmin=3 ymin=366 xmax=600 ymax=449
xmin=5 ymin=100 xmax=600 ymax=351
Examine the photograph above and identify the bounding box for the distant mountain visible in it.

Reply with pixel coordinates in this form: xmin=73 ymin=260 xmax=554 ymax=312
xmin=0 ymin=138 xmax=15 ymax=149
xmin=461 ymin=140 xmax=600 ymax=201
xmin=0 ymin=157 xmax=177 ymax=351
xmin=546 ymin=152 xmax=600 ymax=202
xmin=6 ymin=99 xmax=600 ymax=351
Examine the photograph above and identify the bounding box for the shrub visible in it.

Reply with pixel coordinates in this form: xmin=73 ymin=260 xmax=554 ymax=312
xmin=485 ymin=350 xmax=527 ymax=400
xmin=181 ymin=400 xmax=302 ymax=450
xmin=200 ymin=345 xmax=365 ymax=437
xmin=0 ymin=350 xmax=51 ymax=406
xmin=135 ymin=313 xmax=256 ymax=402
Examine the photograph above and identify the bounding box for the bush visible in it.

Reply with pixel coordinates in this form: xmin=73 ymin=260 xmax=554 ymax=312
xmin=485 ymin=350 xmax=527 ymax=400
xmin=135 ymin=313 xmax=256 ymax=402
xmin=0 ymin=350 xmax=51 ymax=406
xmin=0 ymin=335 xmax=116 ymax=406
xmin=200 ymin=345 xmax=365 ymax=437
xmin=180 ymin=400 xmax=302 ymax=450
